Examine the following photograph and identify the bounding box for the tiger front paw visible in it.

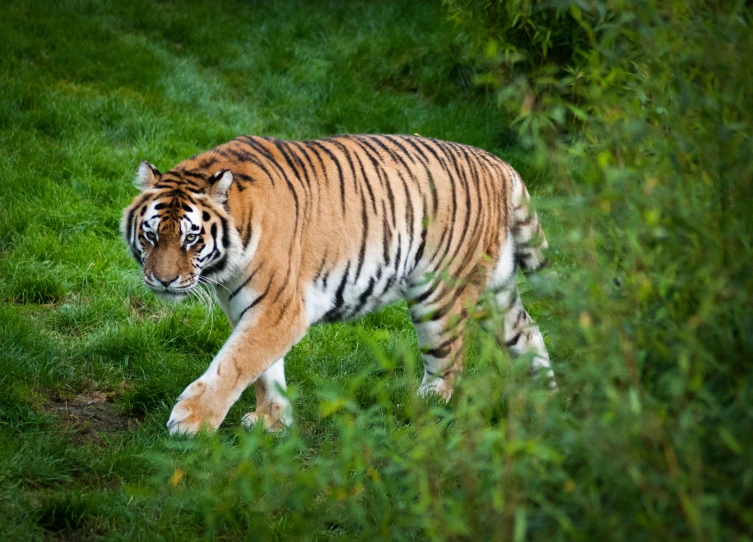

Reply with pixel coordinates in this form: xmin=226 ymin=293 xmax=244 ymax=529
xmin=167 ymin=381 xmax=224 ymax=436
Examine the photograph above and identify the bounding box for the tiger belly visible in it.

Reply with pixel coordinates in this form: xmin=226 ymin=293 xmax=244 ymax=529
xmin=303 ymin=259 xmax=407 ymax=325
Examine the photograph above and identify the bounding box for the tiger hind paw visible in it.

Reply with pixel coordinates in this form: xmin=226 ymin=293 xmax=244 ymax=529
xmin=241 ymin=403 xmax=292 ymax=432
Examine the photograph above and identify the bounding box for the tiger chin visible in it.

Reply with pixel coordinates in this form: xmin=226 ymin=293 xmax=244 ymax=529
xmin=121 ymin=134 xmax=557 ymax=436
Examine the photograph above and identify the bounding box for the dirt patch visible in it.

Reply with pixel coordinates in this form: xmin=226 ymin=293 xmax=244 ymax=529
xmin=44 ymin=392 xmax=140 ymax=443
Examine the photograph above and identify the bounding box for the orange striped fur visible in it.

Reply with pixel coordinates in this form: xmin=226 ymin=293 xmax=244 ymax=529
xmin=121 ymin=135 xmax=556 ymax=434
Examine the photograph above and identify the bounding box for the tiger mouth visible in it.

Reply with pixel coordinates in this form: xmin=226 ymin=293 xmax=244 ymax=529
xmin=148 ymin=283 xmax=197 ymax=302
xmin=153 ymin=290 xmax=190 ymax=302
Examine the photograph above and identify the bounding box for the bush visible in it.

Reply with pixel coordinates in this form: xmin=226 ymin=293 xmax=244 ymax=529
xmin=441 ymin=0 xmax=753 ymax=538
xmin=445 ymin=0 xmax=592 ymax=69
xmin=445 ymin=0 xmax=600 ymax=143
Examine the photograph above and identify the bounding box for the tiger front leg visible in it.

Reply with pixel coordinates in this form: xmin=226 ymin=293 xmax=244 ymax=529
xmin=167 ymin=306 xmax=307 ymax=436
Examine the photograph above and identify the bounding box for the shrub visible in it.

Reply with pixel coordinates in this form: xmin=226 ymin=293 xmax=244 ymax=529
xmin=440 ymin=0 xmax=753 ymax=538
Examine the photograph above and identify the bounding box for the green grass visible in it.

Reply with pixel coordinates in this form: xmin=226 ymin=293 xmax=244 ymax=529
xmin=2 ymin=0 xmax=752 ymax=540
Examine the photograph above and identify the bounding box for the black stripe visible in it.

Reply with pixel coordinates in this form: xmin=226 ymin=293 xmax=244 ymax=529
xmin=244 ymin=138 xmax=300 ymax=235
xmin=443 ymin=143 xmax=473 ymax=266
xmin=233 ymin=172 xmax=254 ymax=183
xmin=271 ymin=294 xmax=295 ymax=326
xmin=381 ymin=202 xmax=392 ymax=266
xmin=300 ymin=140 xmax=330 ymax=189
xmin=394 ymin=234 xmax=402 ymax=276
xmin=384 ymin=135 xmax=417 ymax=165
xmin=310 ymin=141 xmax=347 ymax=216
xmin=412 ymin=137 xmax=453 ymax=177
xmin=364 ymin=140 xmax=416 ymax=251
xmin=206 ymin=253 xmax=228 ymax=275
xmin=199 ymin=156 xmax=218 ymax=169
xmin=433 ymin=142 xmax=470 ymax=273
xmin=328 ymin=138 xmax=360 ymax=196
xmin=354 ymin=189 xmax=369 ymax=282
xmin=348 ymin=137 xmax=396 ymax=226
xmin=412 ymin=202 xmax=427 ymax=272
xmin=400 ymin=136 xmax=430 ymax=163
xmin=351 ymin=147 xmax=378 ymax=214
xmin=201 ymin=221 xmax=225 ymax=274
xmin=378 ymin=274 xmax=398 ymax=300
xmin=229 ymin=265 xmax=261 ymax=300
xmin=348 ymin=276 xmax=377 ymax=318
xmin=242 ymin=214 xmax=253 ymax=248
xmin=411 ymin=280 xmax=438 ymax=305
xmin=180 ymin=169 xmax=207 ymax=181
xmin=283 ymin=141 xmax=317 ymax=220
xmin=271 ymin=139 xmax=311 ymax=201
xmin=421 ymin=142 xmax=458 ymax=272
xmin=505 ymin=331 xmax=522 ymax=348
xmin=125 ymin=205 xmax=141 ymax=261
xmin=449 ymin=143 xmax=485 ymax=267
xmin=423 ymin=335 xmax=460 ymax=359
xmin=423 ymin=285 xmax=467 ymax=323
xmin=237 ymin=273 xmax=275 ymax=321
xmin=313 ymin=251 xmax=329 ymax=283
xmin=289 ymin=140 xmax=324 ymax=219
xmin=322 ymin=262 xmax=351 ymax=322
xmin=370 ymin=135 xmax=407 ymax=168
xmin=401 ymin=137 xmax=438 ymax=218
xmin=235 ymin=137 xmax=278 ymax=187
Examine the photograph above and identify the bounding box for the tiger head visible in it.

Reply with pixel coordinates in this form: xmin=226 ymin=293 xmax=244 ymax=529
xmin=121 ymin=161 xmax=243 ymax=301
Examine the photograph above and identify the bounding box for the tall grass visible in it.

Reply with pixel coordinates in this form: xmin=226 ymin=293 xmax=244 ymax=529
xmin=1 ymin=0 xmax=751 ymax=539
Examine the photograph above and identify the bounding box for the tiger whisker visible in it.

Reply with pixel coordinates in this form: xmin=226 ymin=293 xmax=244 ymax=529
xmin=188 ymin=283 xmax=215 ymax=333
xmin=199 ymin=275 xmax=232 ymax=295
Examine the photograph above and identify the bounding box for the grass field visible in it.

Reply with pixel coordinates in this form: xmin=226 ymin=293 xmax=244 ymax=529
xmin=1 ymin=0 xmax=751 ymax=540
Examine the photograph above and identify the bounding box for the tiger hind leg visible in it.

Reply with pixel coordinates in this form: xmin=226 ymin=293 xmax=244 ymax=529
xmin=510 ymin=170 xmax=548 ymax=273
xmin=490 ymin=276 xmax=557 ymax=391
xmin=241 ymin=357 xmax=293 ymax=432
xmin=409 ymin=284 xmax=476 ymax=401
xmin=492 ymin=172 xmax=556 ymax=389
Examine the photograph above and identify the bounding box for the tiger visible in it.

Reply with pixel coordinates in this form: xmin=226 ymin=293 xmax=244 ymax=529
xmin=120 ymin=134 xmax=557 ymax=435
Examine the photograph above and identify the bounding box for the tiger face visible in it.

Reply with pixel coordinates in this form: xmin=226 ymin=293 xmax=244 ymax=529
xmin=121 ymin=161 xmax=242 ymax=301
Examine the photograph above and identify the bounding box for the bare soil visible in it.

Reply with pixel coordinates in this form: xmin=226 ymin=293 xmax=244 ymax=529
xmin=44 ymin=392 xmax=139 ymax=443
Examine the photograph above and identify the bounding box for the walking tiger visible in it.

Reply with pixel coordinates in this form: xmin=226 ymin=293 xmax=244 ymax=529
xmin=120 ymin=134 xmax=556 ymax=435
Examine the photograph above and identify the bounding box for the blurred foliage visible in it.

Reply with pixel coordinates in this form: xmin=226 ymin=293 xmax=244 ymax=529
xmin=445 ymin=0 xmax=599 ymax=142
xmin=446 ymin=0 xmax=594 ymax=68
xmin=441 ymin=0 xmax=752 ymax=539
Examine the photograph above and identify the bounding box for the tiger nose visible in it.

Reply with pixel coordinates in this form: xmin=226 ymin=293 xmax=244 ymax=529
xmin=156 ymin=275 xmax=179 ymax=287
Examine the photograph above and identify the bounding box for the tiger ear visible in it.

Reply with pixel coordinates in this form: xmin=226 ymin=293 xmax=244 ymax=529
xmin=208 ymin=169 xmax=234 ymax=204
xmin=135 ymin=161 xmax=160 ymax=190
